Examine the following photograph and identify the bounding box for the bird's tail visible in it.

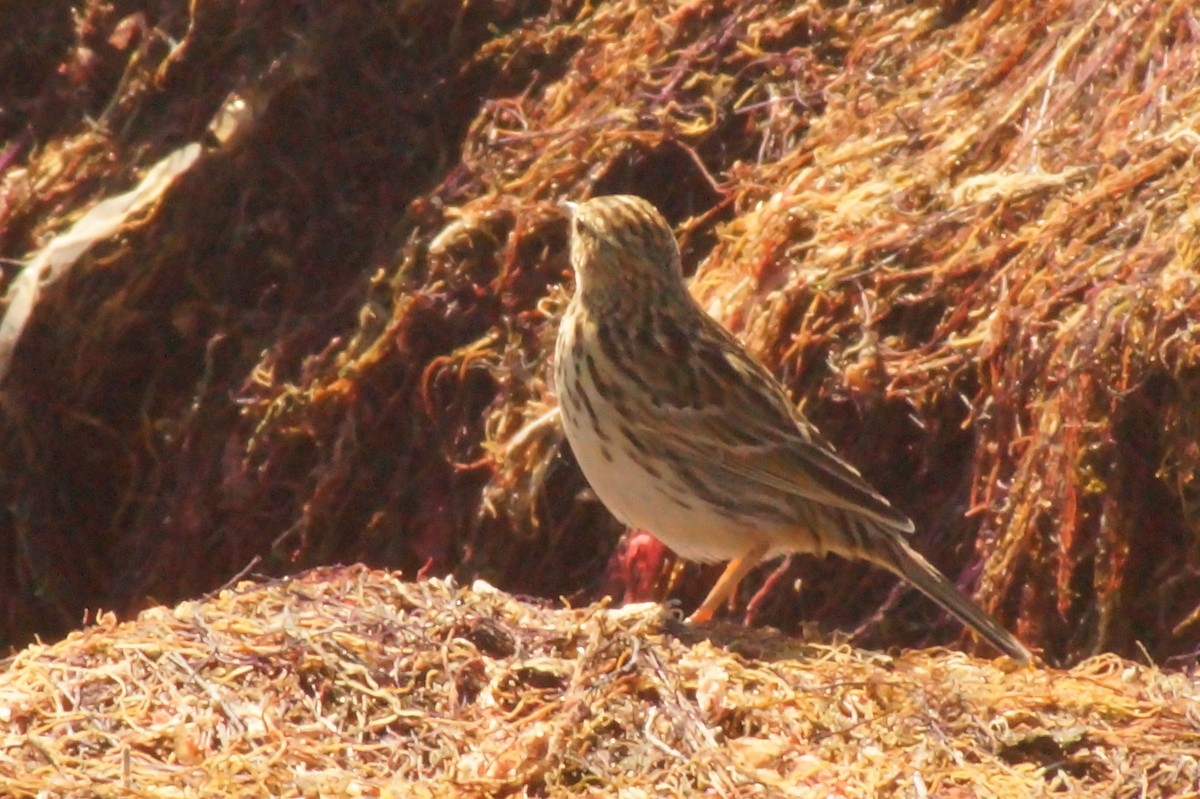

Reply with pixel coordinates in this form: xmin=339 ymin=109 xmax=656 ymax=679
xmin=870 ymin=533 xmax=1032 ymax=664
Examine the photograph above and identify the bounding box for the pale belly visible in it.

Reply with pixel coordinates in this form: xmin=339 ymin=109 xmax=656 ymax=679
xmin=563 ymin=411 xmax=756 ymax=563
xmin=555 ymin=326 xmax=777 ymax=563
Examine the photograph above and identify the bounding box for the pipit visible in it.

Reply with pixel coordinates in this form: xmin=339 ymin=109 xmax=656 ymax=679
xmin=554 ymin=194 xmax=1031 ymax=663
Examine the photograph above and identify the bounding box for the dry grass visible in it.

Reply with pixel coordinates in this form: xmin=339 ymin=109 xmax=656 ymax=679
xmin=3 ymin=570 xmax=1199 ymax=798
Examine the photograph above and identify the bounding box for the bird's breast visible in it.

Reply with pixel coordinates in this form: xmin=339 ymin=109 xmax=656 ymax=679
xmin=554 ymin=310 xmax=777 ymax=562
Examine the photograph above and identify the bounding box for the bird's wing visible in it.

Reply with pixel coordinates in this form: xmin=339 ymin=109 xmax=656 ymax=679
xmin=616 ymin=309 xmax=913 ymax=533
xmin=711 ymin=426 xmax=915 ymax=533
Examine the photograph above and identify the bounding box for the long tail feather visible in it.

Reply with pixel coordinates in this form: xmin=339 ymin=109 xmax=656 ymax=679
xmin=872 ymin=535 xmax=1032 ymax=663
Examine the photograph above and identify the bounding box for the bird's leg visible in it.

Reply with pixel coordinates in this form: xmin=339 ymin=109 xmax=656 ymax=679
xmin=687 ymin=541 xmax=770 ymax=624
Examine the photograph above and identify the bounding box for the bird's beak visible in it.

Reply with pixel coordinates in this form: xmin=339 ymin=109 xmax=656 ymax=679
xmin=559 ymin=200 xmax=579 ymax=216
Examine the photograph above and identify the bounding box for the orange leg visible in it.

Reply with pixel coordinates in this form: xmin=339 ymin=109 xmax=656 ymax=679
xmin=686 ymin=541 xmax=770 ymax=624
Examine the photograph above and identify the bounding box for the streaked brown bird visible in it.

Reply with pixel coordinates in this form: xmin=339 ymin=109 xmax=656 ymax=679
xmin=554 ymin=194 xmax=1031 ymax=663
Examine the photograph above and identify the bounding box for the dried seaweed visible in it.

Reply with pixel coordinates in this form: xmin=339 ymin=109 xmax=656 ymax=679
xmin=2 ymin=571 xmax=1198 ymax=797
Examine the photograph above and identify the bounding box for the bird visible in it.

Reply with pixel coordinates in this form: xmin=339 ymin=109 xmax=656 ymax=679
xmin=553 ymin=194 xmax=1032 ymax=663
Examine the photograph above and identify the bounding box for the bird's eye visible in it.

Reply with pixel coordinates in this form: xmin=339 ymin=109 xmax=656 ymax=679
xmin=572 ymin=217 xmax=586 ymax=236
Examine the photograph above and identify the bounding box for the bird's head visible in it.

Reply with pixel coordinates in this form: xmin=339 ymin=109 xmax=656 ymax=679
xmin=562 ymin=195 xmax=684 ymax=304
